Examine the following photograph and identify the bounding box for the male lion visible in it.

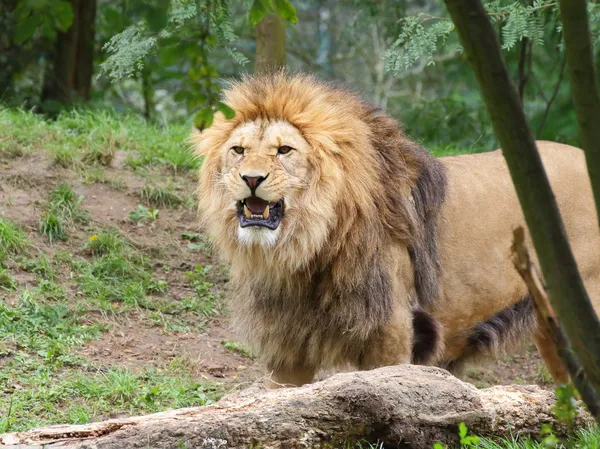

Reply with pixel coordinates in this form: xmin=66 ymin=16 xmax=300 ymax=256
xmin=194 ymin=72 xmax=599 ymax=388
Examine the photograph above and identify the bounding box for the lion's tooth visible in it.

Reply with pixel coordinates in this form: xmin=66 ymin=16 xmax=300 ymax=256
xmin=244 ymin=205 xmax=251 ymax=218
xmin=263 ymin=205 xmax=270 ymax=219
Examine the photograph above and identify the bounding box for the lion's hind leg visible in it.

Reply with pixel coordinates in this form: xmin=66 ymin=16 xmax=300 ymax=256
xmin=441 ymin=295 xmax=537 ymax=378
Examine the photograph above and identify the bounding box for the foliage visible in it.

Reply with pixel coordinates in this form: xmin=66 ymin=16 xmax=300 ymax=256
xmin=129 ymin=205 xmax=160 ymax=224
xmin=11 ymin=0 xmax=73 ymax=44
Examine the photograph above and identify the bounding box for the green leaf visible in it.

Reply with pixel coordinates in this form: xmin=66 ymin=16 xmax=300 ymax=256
xmin=433 ymin=443 xmax=445 ymax=449
xmin=14 ymin=14 xmax=41 ymax=44
xmin=12 ymin=3 xmax=32 ymax=22
xmin=194 ymin=107 xmax=214 ymax=131
xmin=458 ymin=422 xmax=468 ymax=439
xmin=52 ymin=0 xmax=74 ymax=31
xmin=249 ymin=0 xmax=268 ymax=26
xmin=186 ymin=94 xmax=207 ymax=111
xmin=274 ymin=0 xmax=298 ymax=24
xmin=216 ymin=102 xmax=235 ymax=120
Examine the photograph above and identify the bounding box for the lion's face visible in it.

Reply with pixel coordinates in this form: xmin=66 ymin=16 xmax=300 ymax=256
xmin=219 ymin=119 xmax=315 ymax=247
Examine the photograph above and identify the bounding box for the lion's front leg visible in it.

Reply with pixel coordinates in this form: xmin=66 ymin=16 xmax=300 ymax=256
xmin=266 ymin=365 xmax=316 ymax=389
xmin=357 ymin=306 xmax=413 ymax=370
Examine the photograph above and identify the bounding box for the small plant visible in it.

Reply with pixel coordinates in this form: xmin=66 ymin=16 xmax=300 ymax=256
xmin=82 ymin=145 xmax=115 ymax=166
xmin=51 ymin=147 xmax=78 ymax=168
xmin=129 ymin=205 xmax=159 ymax=224
xmin=0 ymin=266 xmax=16 ymax=290
xmin=140 ymin=184 xmax=185 ymax=208
xmin=181 ymin=232 xmax=212 ymax=257
xmin=433 ymin=422 xmax=480 ymax=449
xmin=85 ymin=229 xmax=127 ymax=256
xmin=39 ymin=210 xmax=67 ymax=243
xmin=48 ymin=183 xmax=88 ymax=224
xmin=0 ymin=217 xmax=28 ymax=261
xmin=221 ymin=340 xmax=255 ymax=359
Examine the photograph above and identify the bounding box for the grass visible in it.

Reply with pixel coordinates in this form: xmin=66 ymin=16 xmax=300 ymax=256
xmin=0 ymin=107 xmax=198 ymax=172
xmin=39 ymin=210 xmax=67 ymax=242
xmin=140 ymin=183 xmax=186 ymax=208
xmin=39 ymin=183 xmax=88 ymax=242
xmin=0 ymin=292 xmax=219 ymax=432
xmin=0 ymin=217 xmax=28 ymax=262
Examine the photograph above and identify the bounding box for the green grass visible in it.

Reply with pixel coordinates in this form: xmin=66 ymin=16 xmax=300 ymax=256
xmin=39 ymin=183 xmax=89 ymax=242
xmin=140 ymin=183 xmax=186 ymax=208
xmin=0 ymin=217 xmax=28 ymax=261
xmin=39 ymin=210 xmax=68 ymax=242
xmin=0 ymin=107 xmax=198 ymax=172
xmin=48 ymin=183 xmax=88 ymax=224
xmin=0 ymin=292 xmax=218 ymax=432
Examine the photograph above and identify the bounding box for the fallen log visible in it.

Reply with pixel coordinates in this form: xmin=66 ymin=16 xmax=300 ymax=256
xmin=1 ymin=365 xmax=593 ymax=449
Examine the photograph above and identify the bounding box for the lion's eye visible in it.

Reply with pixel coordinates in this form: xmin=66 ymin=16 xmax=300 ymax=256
xmin=277 ymin=145 xmax=293 ymax=155
xmin=231 ymin=146 xmax=245 ymax=155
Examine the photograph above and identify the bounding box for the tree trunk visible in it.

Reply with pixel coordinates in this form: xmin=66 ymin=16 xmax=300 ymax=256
xmin=558 ymin=0 xmax=600 ymax=229
xmin=255 ymin=13 xmax=286 ymax=73
xmin=443 ymin=0 xmax=600 ymax=399
xmin=141 ymin=67 xmax=154 ymax=121
xmin=0 ymin=366 xmax=593 ymax=449
xmin=42 ymin=0 xmax=97 ymax=104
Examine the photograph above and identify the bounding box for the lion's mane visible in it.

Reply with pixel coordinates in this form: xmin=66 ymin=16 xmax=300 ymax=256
xmin=195 ymin=72 xmax=446 ymax=372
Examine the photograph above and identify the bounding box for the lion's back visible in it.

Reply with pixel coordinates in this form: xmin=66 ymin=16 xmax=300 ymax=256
xmin=433 ymin=141 xmax=599 ymax=352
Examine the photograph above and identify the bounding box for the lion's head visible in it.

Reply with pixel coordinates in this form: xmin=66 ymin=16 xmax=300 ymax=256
xmin=195 ymin=73 xmax=444 ymax=281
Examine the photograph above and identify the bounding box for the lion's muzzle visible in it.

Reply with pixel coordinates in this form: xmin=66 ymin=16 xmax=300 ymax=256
xmin=237 ymin=197 xmax=284 ymax=230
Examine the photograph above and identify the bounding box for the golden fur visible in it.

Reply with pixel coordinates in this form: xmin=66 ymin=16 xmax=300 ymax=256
xmin=194 ymin=72 xmax=600 ymax=387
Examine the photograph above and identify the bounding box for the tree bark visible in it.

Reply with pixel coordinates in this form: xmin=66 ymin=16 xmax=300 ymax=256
xmin=255 ymin=13 xmax=286 ymax=73
xmin=42 ymin=0 xmax=97 ymax=104
xmin=443 ymin=0 xmax=600 ymax=396
xmin=0 ymin=365 xmax=593 ymax=449
xmin=558 ymin=0 xmax=600 ymax=229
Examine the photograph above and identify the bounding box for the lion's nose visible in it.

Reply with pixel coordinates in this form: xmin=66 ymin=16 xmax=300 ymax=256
xmin=241 ymin=174 xmax=268 ymax=194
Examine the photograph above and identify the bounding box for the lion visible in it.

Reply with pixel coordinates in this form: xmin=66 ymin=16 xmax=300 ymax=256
xmin=194 ymin=72 xmax=600 ymax=388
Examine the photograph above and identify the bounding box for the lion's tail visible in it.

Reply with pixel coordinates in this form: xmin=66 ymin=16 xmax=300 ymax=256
xmin=444 ymin=295 xmax=537 ymax=374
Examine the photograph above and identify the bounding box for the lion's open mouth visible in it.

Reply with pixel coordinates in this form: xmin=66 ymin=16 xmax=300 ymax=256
xmin=237 ymin=197 xmax=284 ymax=230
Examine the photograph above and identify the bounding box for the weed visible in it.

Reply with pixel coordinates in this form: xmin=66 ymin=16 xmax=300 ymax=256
xmin=50 ymin=147 xmax=78 ymax=168
xmin=78 ymin=167 xmax=109 ymax=184
xmin=140 ymin=184 xmax=185 ymax=208
xmin=81 ymin=145 xmax=115 ymax=166
xmin=181 ymin=232 xmax=212 ymax=257
xmin=85 ymin=229 xmax=127 ymax=256
xmin=221 ymin=340 xmax=255 ymax=360
xmin=0 ymin=266 xmax=16 ymax=290
xmin=0 ymin=137 xmax=25 ymax=159
xmin=129 ymin=205 xmax=159 ymax=224
xmin=0 ymin=217 xmax=28 ymax=261
xmin=22 ymin=255 xmax=55 ymax=280
xmin=48 ymin=183 xmax=88 ymax=224
xmin=39 ymin=210 xmax=67 ymax=242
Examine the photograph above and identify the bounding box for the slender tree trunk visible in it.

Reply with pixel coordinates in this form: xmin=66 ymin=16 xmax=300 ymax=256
xmin=141 ymin=67 xmax=154 ymax=121
xmin=443 ymin=0 xmax=600 ymax=398
xmin=558 ymin=0 xmax=600 ymax=229
xmin=255 ymin=13 xmax=286 ymax=73
xmin=42 ymin=0 xmax=97 ymax=104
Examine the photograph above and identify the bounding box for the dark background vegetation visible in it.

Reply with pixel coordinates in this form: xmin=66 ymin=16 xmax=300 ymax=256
xmin=3 ymin=0 xmax=599 ymax=152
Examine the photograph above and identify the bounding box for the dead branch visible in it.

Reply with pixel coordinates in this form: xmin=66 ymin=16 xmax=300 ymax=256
xmin=0 ymin=365 xmax=594 ymax=449
xmin=512 ymin=226 xmax=600 ymax=424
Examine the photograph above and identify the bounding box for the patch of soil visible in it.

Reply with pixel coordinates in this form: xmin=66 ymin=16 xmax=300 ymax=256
xmin=81 ymin=318 xmax=263 ymax=384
